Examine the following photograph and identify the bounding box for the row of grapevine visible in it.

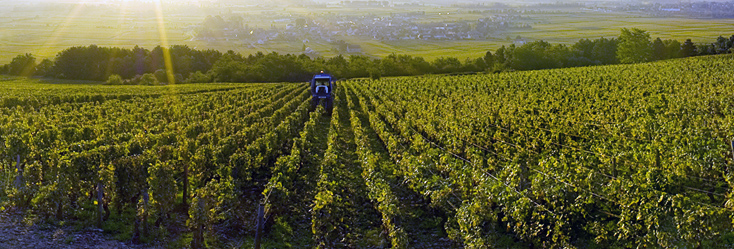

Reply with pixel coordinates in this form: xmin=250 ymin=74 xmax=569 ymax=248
xmin=344 ymin=83 xmax=408 ymax=248
xmin=0 ymin=80 xmax=313 ymax=246
xmin=188 ymin=94 xmax=313 ymax=241
xmin=2 ymin=55 xmax=733 ymax=247
xmin=338 ymin=55 xmax=734 ymax=247
xmin=350 ymin=82 xmax=464 ymax=247
xmin=262 ymin=106 xmax=324 ymax=214
xmin=310 ymin=83 xmax=383 ymax=248
xmin=0 ymin=78 xmax=249 ymax=108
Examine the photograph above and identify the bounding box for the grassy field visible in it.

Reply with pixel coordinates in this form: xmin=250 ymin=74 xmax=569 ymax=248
xmin=514 ymin=12 xmax=734 ymax=44
xmin=0 ymin=3 xmax=732 ymax=63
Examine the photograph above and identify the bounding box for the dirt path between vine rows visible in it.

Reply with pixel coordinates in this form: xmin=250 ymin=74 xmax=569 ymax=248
xmin=0 ymin=211 xmax=154 ymax=249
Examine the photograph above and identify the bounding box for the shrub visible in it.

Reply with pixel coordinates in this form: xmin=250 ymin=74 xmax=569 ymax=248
xmin=154 ymin=69 xmax=168 ymax=84
xmin=139 ymin=73 xmax=159 ymax=85
xmin=185 ymin=71 xmax=211 ymax=83
xmin=105 ymin=74 xmax=124 ymax=85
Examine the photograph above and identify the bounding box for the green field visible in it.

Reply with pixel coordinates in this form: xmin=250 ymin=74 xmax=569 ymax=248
xmin=1 ymin=54 xmax=733 ymax=247
xmin=1 ymin=4 xmax=732 ymax=62
xmin=517 ymin=12 xmax=734 ymax=43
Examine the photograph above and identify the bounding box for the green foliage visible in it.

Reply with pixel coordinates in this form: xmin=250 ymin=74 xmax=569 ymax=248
xmin=432 ymin=57 xmax=463 ymax=74
xmin=51 ymin=45 xmax=222 ymax=81
xmin=7 ymin=53 xmax=36 ymax=76
xmin=663 ymin=39 xmax=682 ymax=59
xmin=153 ymin=69 xmax=168 ymax=84
xmin=139 ymin=73 xmax=159 ymax=85
xmin=148 ymin=161 xmax=178 ymax=220
xmin=30 ymin=182 xmax=62 ymax=219
xmin=185 ymin=71 xmax=211 ymax=83
xmin=34 ymin=59 xmax=55 ymax=77
xmin=681 ymin=39 xmax=697 ymax=57
xmin=2 ymin=29 xmax=731 ymax=84
xmin=617 ymin=28 xmax=653 ymax=64
xmin=340 ymin=54 xmax=734 ymax=247
xmin=268 ymin=216 xmax=294 ymax=248
xmin=1 ymin=52 xmax=734 ymax=247
xmin=105 ymin=74 xmax=123 ymax=85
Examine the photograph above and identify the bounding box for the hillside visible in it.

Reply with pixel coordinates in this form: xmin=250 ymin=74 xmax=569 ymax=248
xmin=1 ymin=54 xmax=733 ymax=248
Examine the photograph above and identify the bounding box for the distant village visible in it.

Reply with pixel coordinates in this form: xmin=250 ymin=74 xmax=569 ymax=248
xmin=615 ymin=1 xmax=734 ymax=18
xmin=187 ymin=0 xmax=734 ymax=55
xmin=189 ymin=3 xmax=530 ymax=55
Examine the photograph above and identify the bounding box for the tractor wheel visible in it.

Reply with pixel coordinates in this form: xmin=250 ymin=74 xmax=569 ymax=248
xmin=325 ymin=97 xmax=333 ymax=115
xmin=311 ymin=98 xmax=319 ymax=111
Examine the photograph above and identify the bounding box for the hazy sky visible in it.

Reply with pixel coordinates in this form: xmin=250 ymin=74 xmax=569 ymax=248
xmin=1 ymin=0 xmax=731 ymax=7
xmin=4 ymin=0 xmax=725 ymax=4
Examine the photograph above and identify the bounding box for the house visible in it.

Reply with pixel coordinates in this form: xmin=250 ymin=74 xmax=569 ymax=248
xmin=303 ymin=47 xmax=319 ymax=57
xmin=346 ymin=45 xmax=362 ymax=53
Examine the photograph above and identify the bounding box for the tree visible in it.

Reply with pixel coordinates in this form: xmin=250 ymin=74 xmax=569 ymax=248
xmin=549 ymin=43 xmax=572 ymax=67
xmin=8 ymin=53 xmax=37 ymax=76
xmin=509 ymin=40 xmax=557 ymax=70
xmin=663 ymin=39 xmax=682 ymax=59
xmin=617 ymin=28 xmax=653 ymax=64
xmin=54 ymin=45 xmax=124 ymax=80
xmin=34 ymin=59 xmax=54 ymax=77
xmin=345 ymin=55 xmax=373 ymax=79
xmin=495 ymin=46 xmax=507 ymax=64
xmin=483 ymin=51 xmax=495 ymax=70
xmin=431 ymin=57 xmax=462 ymax=74
xmin=652 ymin=38 xmax=666 ymax=61
xmin=185 ymin=71 xmax=211 ymax=83
xmin=209 ymin=53 xmax=246 ymax=82
xmin=572 ymin=38 xmax=595 ymax=59
xmin=697 ymin=44 xmax=714 ymax=55
xmin=714 ymin=36 xmax=730 ymax=54
xmin=591 ymin=37 xmax=619 ymax=65
xmin=463 ymin=57 xmax=485 ymax=72
xmin=680 ymin=39 xmax=696 ymax=57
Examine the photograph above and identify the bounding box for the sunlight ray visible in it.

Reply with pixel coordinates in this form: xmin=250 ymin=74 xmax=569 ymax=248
xmin=154 ymin=0 xmax=176 ymax=84
xmin=113 ymin=1 xmax=131 ymax=46
xmin=104 ymin=1 xmax=131 ymax=78
xmin=35 ymin=3 xmax=86 ymax=62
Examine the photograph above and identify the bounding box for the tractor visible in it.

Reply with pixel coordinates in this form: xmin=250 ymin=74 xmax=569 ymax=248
xmin=310 ymin=71 xmax=335 ymax=114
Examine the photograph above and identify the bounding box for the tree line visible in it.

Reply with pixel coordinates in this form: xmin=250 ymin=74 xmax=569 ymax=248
xmin=1 ymin=29 xmax=732 ymax=84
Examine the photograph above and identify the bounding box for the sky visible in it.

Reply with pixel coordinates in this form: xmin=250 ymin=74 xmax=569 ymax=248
xmin=3 ymin=0 xmax=732 ymax=5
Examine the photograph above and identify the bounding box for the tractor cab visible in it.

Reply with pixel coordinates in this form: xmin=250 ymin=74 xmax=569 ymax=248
xmin=310 ymin=71 xmax=335 ymax=114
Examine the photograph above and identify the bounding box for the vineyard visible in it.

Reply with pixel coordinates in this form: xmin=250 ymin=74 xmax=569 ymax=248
xmin=1 ymin=55 xmax=734 ymax=248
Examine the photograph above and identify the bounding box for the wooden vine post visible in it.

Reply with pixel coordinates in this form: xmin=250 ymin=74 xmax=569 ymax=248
xmin=520 ymin=161 xmax=529 ymax=191
xmin=611 ymin=157 xmax=617 ymax=178
xmin=13 ymin=155 xmax=22 ymax=190
xmin=254 ymin=204 xmax=265 ymax=249
xmin=96 ymin=164 xmax=104 ymax=228
xmin=143 ymin=190 xmax=149 ymax=237
xmin=183 ymin=162 xmax=189 ymax=211
xmin=192 ymin=197 xmax=205 ymax=249
xmin=97 ymin=181 xmax=104 ymax=228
